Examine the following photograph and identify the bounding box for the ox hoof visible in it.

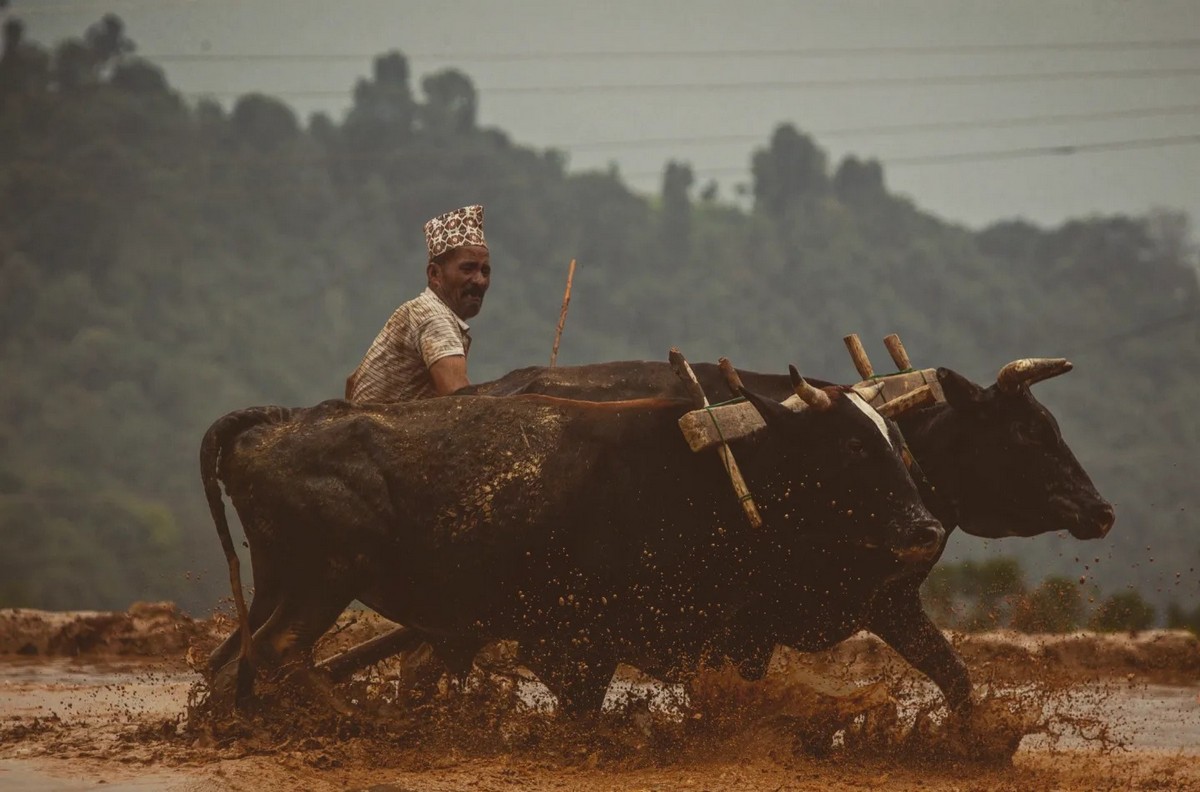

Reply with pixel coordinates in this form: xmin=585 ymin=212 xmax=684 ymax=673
xmin=276 ymin=665 xmax=357 ymax=719
xmin=791 ymin=722 xmax=838 ymax=757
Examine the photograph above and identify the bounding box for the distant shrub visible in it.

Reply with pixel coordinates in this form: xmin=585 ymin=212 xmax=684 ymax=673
xmin=1166 ymin=601 xmax=1200 ymax=635
xmin=1089 ymin=590 xmax=1157 ymax=633
xmin=922 ymin=557 xmax=1026 ymax=631
xmin=1011 ymin=576 xmax=1084 ymax=633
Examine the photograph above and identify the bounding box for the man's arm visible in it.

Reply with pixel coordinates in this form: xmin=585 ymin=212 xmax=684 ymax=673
xmin=428 ymin=354 xmax=470 ymax=396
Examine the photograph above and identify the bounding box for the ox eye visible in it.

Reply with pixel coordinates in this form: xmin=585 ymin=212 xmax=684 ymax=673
xmin=846 ymin=437 xmax=867 ymax=456
xmin=1018 ymin=420 xmax=1054 ymax=445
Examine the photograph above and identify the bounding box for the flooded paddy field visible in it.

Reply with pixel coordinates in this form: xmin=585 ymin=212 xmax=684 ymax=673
xmin=1 ymin=605 xmax=1198 ymax=792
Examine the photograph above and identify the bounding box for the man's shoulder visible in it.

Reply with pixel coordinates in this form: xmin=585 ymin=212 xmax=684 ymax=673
xmin=387 ymin=289 xmax=449 ymax=324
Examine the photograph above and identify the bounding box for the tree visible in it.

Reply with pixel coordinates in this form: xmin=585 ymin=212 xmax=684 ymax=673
xmin=660 ymin=160 xmax=694 ymax=255
xmin=345 ymin=51 xmax=417 ymax=150
xmin=751 ymin=124 xmax=829 ymax=215
xmin=1090 ymin=591 xmax=1156 ymax=633
xmin=922 ymin=558 xmax=1026 ymax=631
xmin=1166 ymin=601 xmax=1200 ymax=634
xmin=833 ymin=155 xmax=885 ymax=205
xmin=230 ymin=93 xmax=299 ymax=152
xmin=84 ymin=14 xmax=134 ymax=64
xmin=110 ymin=58 xmax=170 ymax=96
xmin=1011 ymin=576 xmax=1084 ymax=633
xmin=52 ymin=14 xmax=133 ymax=91
xmin=421 ymin=69 xmax=477 ymax=135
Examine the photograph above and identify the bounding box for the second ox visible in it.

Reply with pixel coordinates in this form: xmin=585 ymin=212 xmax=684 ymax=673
xmin=449 ymin=354 xmax=1115 ymax=715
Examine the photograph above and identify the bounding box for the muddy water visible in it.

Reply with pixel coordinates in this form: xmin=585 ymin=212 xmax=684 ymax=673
xmin=2 ymin=658 xmax=1199 ymax=791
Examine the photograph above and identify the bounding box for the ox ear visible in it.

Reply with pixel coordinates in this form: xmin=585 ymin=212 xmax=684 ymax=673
xmin=739 ymin=386 xmax=795 ymax=429
xmin=937 ymin=367 xmax=987 ymax=408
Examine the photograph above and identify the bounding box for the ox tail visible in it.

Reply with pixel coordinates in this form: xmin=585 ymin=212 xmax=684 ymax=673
xmin=199 ymin=405 xmax=294 ymax=704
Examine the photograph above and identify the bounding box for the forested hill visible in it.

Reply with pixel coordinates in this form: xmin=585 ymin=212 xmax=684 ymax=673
xmin=1 ymin=16 xmax=1197 ymax=616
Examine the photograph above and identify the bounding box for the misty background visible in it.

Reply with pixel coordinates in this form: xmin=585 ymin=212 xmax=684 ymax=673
xmin=1 ymin=1 xmax=1197 ymax=630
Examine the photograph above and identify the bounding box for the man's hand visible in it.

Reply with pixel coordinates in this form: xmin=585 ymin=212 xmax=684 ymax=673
xmin=429 ymin=355 xmax=470 ymax=396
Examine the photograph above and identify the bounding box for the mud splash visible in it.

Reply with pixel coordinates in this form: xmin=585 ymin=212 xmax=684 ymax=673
xmin=4 ymin=606 xmax=1200 ymax=791
xmin=183 ymin=645 xmax=1120 ymax=771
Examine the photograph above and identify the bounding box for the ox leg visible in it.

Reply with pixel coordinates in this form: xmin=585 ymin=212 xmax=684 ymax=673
xmin=316 ymin=625 xmax=427 ymax=682
xmin=253 ymin=591 xmax=351 ymax=669
xmin=867 ymin=584 xmax=971 ymax=715
xmin=531 ymin=653 xmax=616 ymax=717
xmin=247 ymin=588 xmax=355 ymax=709
xmin=207 ymin=576 xmax=280 ymax=676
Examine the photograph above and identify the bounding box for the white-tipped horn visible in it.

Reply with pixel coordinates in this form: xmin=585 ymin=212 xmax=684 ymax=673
xmin=789 ymin=365 xmax=833 ymax=412
xmin=996 ymin=358 xmax=1074 ymax=391
xmin=718 ymin=357 xmax=745 ymax=395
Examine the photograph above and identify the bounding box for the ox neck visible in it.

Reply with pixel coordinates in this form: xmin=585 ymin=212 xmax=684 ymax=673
xmin=895 ymin=402 xmax=964 ymax=531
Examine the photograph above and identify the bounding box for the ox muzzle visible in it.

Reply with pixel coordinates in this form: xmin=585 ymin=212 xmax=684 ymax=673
xmin=858 ymin=505 xmax=946 ymax=566
xmin=1058 ymin=495 xmax=1116 ymax=540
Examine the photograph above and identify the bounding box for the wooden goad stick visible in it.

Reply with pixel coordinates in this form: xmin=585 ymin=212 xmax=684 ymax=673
xmin=549 ymin=259 xmax=576 ymax=367
xmin=670 ymin=348 xmax=763 ymax=529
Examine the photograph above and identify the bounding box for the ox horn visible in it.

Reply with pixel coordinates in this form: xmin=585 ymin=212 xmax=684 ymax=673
xmin=996 ymin=358 xmax=1074 ymax=392
xmin=789 ymin=365 xmax=833 ymax=411
xmin=718 ymin=357 xmax=745 ymax=396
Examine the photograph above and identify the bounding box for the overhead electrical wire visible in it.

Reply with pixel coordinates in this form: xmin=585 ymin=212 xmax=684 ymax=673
xmin=179 ymin=65 xmax=1200 ymax=99
xmin=563 ymin=104 xmax=1200 ymax=150
xmin=138 ymin=38 xmax=1200 ymax=62
xmin=614 ymin=134 xmax=1200 ymax=181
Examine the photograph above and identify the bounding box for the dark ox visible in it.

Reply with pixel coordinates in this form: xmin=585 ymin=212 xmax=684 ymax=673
xmin=456 ymin=357 xmax=1115 ymax=713
xmin=202 ymin=384 xmax=942 ymax=712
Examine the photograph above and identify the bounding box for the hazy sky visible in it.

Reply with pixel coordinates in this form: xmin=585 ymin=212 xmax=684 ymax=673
xmin=13 ymin=0 xmax=1200 ymax=229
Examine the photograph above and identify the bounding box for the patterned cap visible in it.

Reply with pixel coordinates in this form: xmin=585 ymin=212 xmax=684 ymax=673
xmin=424 ymin=204 xmax=487 ymax=261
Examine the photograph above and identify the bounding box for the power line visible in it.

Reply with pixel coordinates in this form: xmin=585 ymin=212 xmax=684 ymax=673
xmin=563 ymin=104 xmax=1200 ymax=151
xmin=883 ymin=133 xmax=1200 ymax=165
xmin=180 ymin=65 xmax=1200 ymax=100
xmin=7 ymin=0 xmax=203 ymax=17
xmin=137 ymin=38 xmax=1200 ymax=62
xmin=1068 ymin=310 xmax=1200 ymax=356
xmin=619 ymin=133 xmax=1200 ymax=181
xmin=11 ymin=130 xmax=1194 ymax=175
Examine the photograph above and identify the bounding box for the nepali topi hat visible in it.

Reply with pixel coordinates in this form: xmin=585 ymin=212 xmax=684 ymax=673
xmin=424 ymin=204 xmax=487 ymax=261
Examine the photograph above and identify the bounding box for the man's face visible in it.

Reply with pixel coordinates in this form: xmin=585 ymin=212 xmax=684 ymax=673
xmin=428 ymin=244 xmax=491 ymax=320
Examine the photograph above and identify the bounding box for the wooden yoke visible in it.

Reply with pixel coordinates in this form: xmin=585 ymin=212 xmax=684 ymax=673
xmin=846 ymin=332 xmax=944 ymax=408
xmin=669 ymin=348 xmax=763 ymax=529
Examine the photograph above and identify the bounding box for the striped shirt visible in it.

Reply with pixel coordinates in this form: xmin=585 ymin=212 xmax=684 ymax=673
xmin=348 ymin=287 xmax=472 ymax=403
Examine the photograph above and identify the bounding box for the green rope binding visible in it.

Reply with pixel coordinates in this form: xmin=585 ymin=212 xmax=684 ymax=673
xmin=702 ymin=403 xmax=759 ymax=510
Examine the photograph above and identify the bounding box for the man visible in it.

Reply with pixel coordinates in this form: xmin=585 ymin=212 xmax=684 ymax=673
xmin=346 ymin=204 xmax=491 ymax=402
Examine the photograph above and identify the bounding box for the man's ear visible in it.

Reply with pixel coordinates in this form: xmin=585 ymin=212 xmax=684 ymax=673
xmin=426 ymin=261 xmax=441 ymax=286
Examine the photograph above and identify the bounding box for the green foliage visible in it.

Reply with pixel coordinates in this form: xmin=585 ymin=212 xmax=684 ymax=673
xmin=1 ymin=16 xmax=1197 ymax=617
xmin=1166 ymin=601 xmax=1200 ymax=634
xmin=922 ymin=558 xmax=1026 ymax=631
xmin=1011 ymin=576 xmax=1085 ymax=633
xmin=1089 ymin=590 xmax=1157 ymax=633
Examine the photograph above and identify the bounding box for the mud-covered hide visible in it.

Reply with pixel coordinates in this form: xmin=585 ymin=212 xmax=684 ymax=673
xmin=464 ymin=361 xmax=1113 ymax=714
xmin=212 ymin=391 xmax=939 ymax=712
xmin=464 ymin=360 xmax=788 ymax=404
